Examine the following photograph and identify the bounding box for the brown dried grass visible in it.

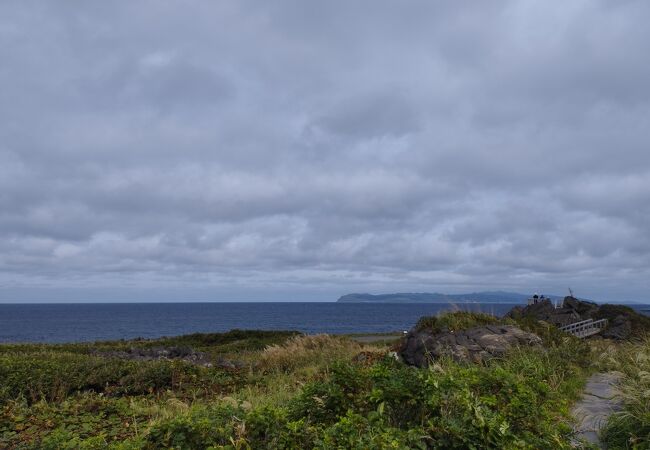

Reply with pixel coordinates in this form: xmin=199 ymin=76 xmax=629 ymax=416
xmin=257 ymin=334 xmax=380 ymax=373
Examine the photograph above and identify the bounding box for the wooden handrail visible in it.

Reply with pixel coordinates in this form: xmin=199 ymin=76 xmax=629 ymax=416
xmin=558 ymin=318 xmax=608 ymax=338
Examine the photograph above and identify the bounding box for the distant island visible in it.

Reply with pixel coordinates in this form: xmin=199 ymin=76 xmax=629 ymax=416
xmin=336 ymin=291 xmax=563 ymax=304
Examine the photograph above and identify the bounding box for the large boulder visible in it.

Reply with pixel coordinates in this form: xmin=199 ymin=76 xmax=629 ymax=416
xmin=399 ymin=324 xmax=542 ymax=367
xmin=599 ymin=315 xmax=632 ymax=340
xmin=595 ymin=304 xmax=650 ymax=340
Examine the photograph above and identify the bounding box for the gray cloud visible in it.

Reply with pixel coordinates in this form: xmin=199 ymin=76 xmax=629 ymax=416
xmin=1 ymin=0 xmax=649 ymax=302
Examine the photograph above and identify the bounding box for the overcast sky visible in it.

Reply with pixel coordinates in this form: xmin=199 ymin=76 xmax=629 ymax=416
xmin=1 ymin=1 xmax=649 ymax=303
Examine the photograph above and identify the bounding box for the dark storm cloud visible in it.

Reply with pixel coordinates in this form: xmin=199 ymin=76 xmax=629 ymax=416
xmin=1 ymin=0 xmax=649 ymax=302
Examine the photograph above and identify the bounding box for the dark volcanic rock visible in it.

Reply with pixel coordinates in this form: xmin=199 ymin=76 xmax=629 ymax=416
xmin=399 ymin=325 xmax=542 ymax=367
xmin=595 ymin=304 xmax=650 ymax=340
xmin=564 ymin=296 xmax=599 ymax=317
xmin=599 ymin=315 xmax=632 ymax=340
xmin=506 ymin=299 xmax=566 ymax=325
xmin=505 ymin=296 xmax=599 ymax=327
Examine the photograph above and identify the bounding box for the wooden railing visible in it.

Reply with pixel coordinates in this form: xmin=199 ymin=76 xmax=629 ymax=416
xmin=559 ymin=318 xmax=608 ymax=338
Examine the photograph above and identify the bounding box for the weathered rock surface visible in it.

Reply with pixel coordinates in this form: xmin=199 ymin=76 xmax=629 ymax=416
xmin=399 ymin=325 xmax=542 ymax=367
xmin=505 ymin=296 xmax=599 ymax=327
xmin=599 ymin=315 xmax=632 ymax=340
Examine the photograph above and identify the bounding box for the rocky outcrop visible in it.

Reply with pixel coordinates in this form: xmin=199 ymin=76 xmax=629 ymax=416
xmin=505 ymin=296 xmax=599 ymax=328
xmin=399 ymin=324 xmax=542 ymax=367
xmin=599 ymin=315 xmax=632 ymax=340
xmin=506 ymin=296 xmax=650 ymax=340
xmin=595 ymin=304 xmax=650 ymax=340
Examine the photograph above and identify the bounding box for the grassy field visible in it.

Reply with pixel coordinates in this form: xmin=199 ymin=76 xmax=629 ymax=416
xmin=0 ymin=312 xmax=645 ymax=449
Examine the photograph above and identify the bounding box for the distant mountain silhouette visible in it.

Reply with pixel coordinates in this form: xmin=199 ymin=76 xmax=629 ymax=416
xmin=336 ymin=291 xmax=563 ymax=304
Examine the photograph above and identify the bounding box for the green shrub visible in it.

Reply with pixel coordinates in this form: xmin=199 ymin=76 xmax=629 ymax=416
xmin=289 ymin=348 xmax=580 ymax=448
xmin=142 ymin=403 xmax=318 ymax=449
xmin=366 ymin=358 xmax=431 ymax=426
xmin=143 ymin=405 xmax=238 ymax=449
xmin=0 ymin=352 xmax=237 ymax=405
xmin=316 ymin=411 xmax=427 ymax=450
xmin=289 ymin=362 xmax=371 ymax=424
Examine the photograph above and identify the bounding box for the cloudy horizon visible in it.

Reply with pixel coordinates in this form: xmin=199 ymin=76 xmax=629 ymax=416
xmin=1 ymin=1 xmax=649 ymax=303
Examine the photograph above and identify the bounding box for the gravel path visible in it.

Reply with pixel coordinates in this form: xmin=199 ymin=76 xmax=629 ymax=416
xmin=572 ymin=372 xmax=624 ymax=448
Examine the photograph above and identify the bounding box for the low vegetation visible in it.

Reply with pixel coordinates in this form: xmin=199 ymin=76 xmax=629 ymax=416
xmin=414 ymin=311 xmax=501 ymax=333
xmin=597 ymin=336 xmax=650 ymax=449
xmin=0 ymin=312 xmax=646 ymax=448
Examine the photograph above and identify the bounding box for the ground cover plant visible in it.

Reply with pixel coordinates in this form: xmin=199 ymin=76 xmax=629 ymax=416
xmin=0 ymin=312 xmax=631 ymax=449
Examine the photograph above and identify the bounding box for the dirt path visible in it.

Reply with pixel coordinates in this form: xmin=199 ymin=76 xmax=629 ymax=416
xmin=572 ymin=372 xmax=623 ymax=448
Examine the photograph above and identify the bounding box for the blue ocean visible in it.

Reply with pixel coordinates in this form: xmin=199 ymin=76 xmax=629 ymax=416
xmin=1 ymin=302 xmax=649 ymax=343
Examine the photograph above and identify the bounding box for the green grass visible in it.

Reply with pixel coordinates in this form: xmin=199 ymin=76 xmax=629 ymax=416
xmin=414 ymin=311 xmax=502 ymax=333
xmin=0 ymin=329 xmax=298 ymax=358
xmin=0 ymin=314 xmax=613 ymax=449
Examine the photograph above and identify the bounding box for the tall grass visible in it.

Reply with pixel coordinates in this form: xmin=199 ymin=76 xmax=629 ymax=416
xmin=236 ymin=334 xmax=384 ymax=409
xmin=414 ymin=310 xmax=501 ymax=333
xmin=257 ymin=334 xmax=375 ymax=373
xmin=600 ymin=336 xmax=650 ymax=449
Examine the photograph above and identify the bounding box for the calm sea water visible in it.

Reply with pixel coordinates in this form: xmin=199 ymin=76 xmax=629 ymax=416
xmin=1 ymin=302 xmax=649 ymax=343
